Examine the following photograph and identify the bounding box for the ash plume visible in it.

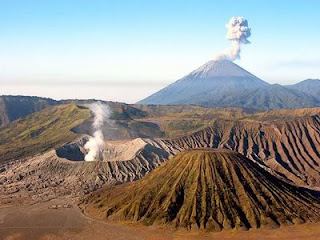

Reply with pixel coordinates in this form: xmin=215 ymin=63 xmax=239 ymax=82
xmin=213 ymin=17 xmax=251 ymax=61
xmin=84 ymin=102 xmax=111 ymax=161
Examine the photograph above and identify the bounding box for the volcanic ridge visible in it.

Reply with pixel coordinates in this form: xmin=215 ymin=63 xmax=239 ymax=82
xmin=84 ymin=149 xmax=320 ymax=231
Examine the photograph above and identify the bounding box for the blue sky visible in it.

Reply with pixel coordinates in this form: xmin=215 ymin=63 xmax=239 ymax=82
xmin=0 ymin=0 xmax=319 ymax=102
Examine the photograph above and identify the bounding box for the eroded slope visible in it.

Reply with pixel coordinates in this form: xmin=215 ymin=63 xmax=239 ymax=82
xmin=84 ymin=150 xmax=320 ymax=231
xmin=156 ymin=115 xmax=320 ymax=188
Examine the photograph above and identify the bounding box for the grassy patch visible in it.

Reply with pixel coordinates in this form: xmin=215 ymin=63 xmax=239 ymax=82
xmin=0 ymin=104 xmax=90 ymax=163
xmin=161 ymin=120 xmax=207 ymax=137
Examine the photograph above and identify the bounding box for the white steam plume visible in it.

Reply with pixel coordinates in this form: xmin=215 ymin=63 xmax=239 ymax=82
xmin=213 ymin=17 xmax=251 ymax=61
xmin=84 ymin=102 xmax=111 ymax=161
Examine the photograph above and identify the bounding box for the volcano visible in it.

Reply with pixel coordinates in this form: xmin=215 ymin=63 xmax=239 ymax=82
xmin=139 ymin=60 xmax=269 ymax=106
xmin=138 ymin=60 xmax=319 ymax=109
xmin=84 ymin=149 xmax=320 ymax=231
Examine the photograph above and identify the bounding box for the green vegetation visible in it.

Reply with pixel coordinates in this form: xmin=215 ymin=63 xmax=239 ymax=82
xmin=248 ymin=107 xmax=320 ymax=122
xmin=0 ymin=104 xmax=90 ymax=163
xmin=160 ymin=120 xmax=207 ymax=137
xmin=131 ymin=105 xmax=319 ymax=137
xmin=131 ymin=105 xmax=254 ymax=137
xmin=134 ymin=105 xmax=252 ymax=120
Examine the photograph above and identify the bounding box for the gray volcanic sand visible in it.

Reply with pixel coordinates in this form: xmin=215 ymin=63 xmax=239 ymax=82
xmin=0 ymin=199 xmax=83 ymax=240
xmin=1 ymin=200 xmax=320 ymax=240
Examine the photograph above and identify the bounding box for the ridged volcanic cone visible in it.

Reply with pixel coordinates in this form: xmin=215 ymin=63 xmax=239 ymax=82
xmin=85 ymin=149 xmax=320 ymax=231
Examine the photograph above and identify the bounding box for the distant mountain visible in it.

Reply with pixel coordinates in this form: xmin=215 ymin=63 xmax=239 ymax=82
xmin=0 ymin=95 xmax=59 ymax=127
xmin=0 ymin=96 xmax=150 ymax=129
xmin=287 ymin=79 xmax=320 ymax=102
xmin=85 ymin=149 xmax=320 ymax=231
xmin=139 ymin=60 xmax=269 ymax=105
xmin=138 ymin=60 xmax=320 ymax=110
xmin=215 ymin=84 xmax=319 ymax=110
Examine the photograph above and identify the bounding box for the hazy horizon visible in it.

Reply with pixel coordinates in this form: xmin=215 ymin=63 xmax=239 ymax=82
xmin=1 ymin=0 xmax=319 ymax=103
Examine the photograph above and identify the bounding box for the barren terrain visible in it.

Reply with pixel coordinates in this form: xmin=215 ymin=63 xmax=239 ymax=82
xmin=1 ymin=200 xmax=320 ymax=240
xmin=0 ymin=104 xmax=319 ymax=239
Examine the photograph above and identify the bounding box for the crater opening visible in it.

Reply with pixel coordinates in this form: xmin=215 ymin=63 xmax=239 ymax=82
xmin=56 ymin=136 xmax=88 ymax=161
xmin=55 ymin=137 xmax=156 ymax=163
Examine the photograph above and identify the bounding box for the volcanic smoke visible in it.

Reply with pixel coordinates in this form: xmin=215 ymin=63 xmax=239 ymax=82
xmin=84 ymin=102 xmax=111 ymax=161
xmin=214 ymin=17 xmax=251 ymax=61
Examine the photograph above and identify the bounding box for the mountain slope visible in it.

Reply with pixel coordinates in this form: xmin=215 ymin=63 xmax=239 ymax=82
xmin=138 ymin=60 xmax=320 ymax=110
xmin=139 ymin=60 xmax=269 ymax=106
xmin=156 ymin=114 xmax=320 ymax=189
xmin=84 ymin=149 xmax=320 ymax=231
xmin=214 ymin=84 xmax=319 ymax=110
xmin=0 ymin=104 xmax=90 ymax=163
xmin=287 ymin=79 xmax=320 ymax=102
xmin=0 ymin=95 xmax=59 ymax=127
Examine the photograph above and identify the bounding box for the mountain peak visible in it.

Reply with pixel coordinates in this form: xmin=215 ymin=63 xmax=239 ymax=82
xmin=189 ymin=59 xmax=258 ymax=79
xmin=138 ymin=59 xmax=269 ymax=106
